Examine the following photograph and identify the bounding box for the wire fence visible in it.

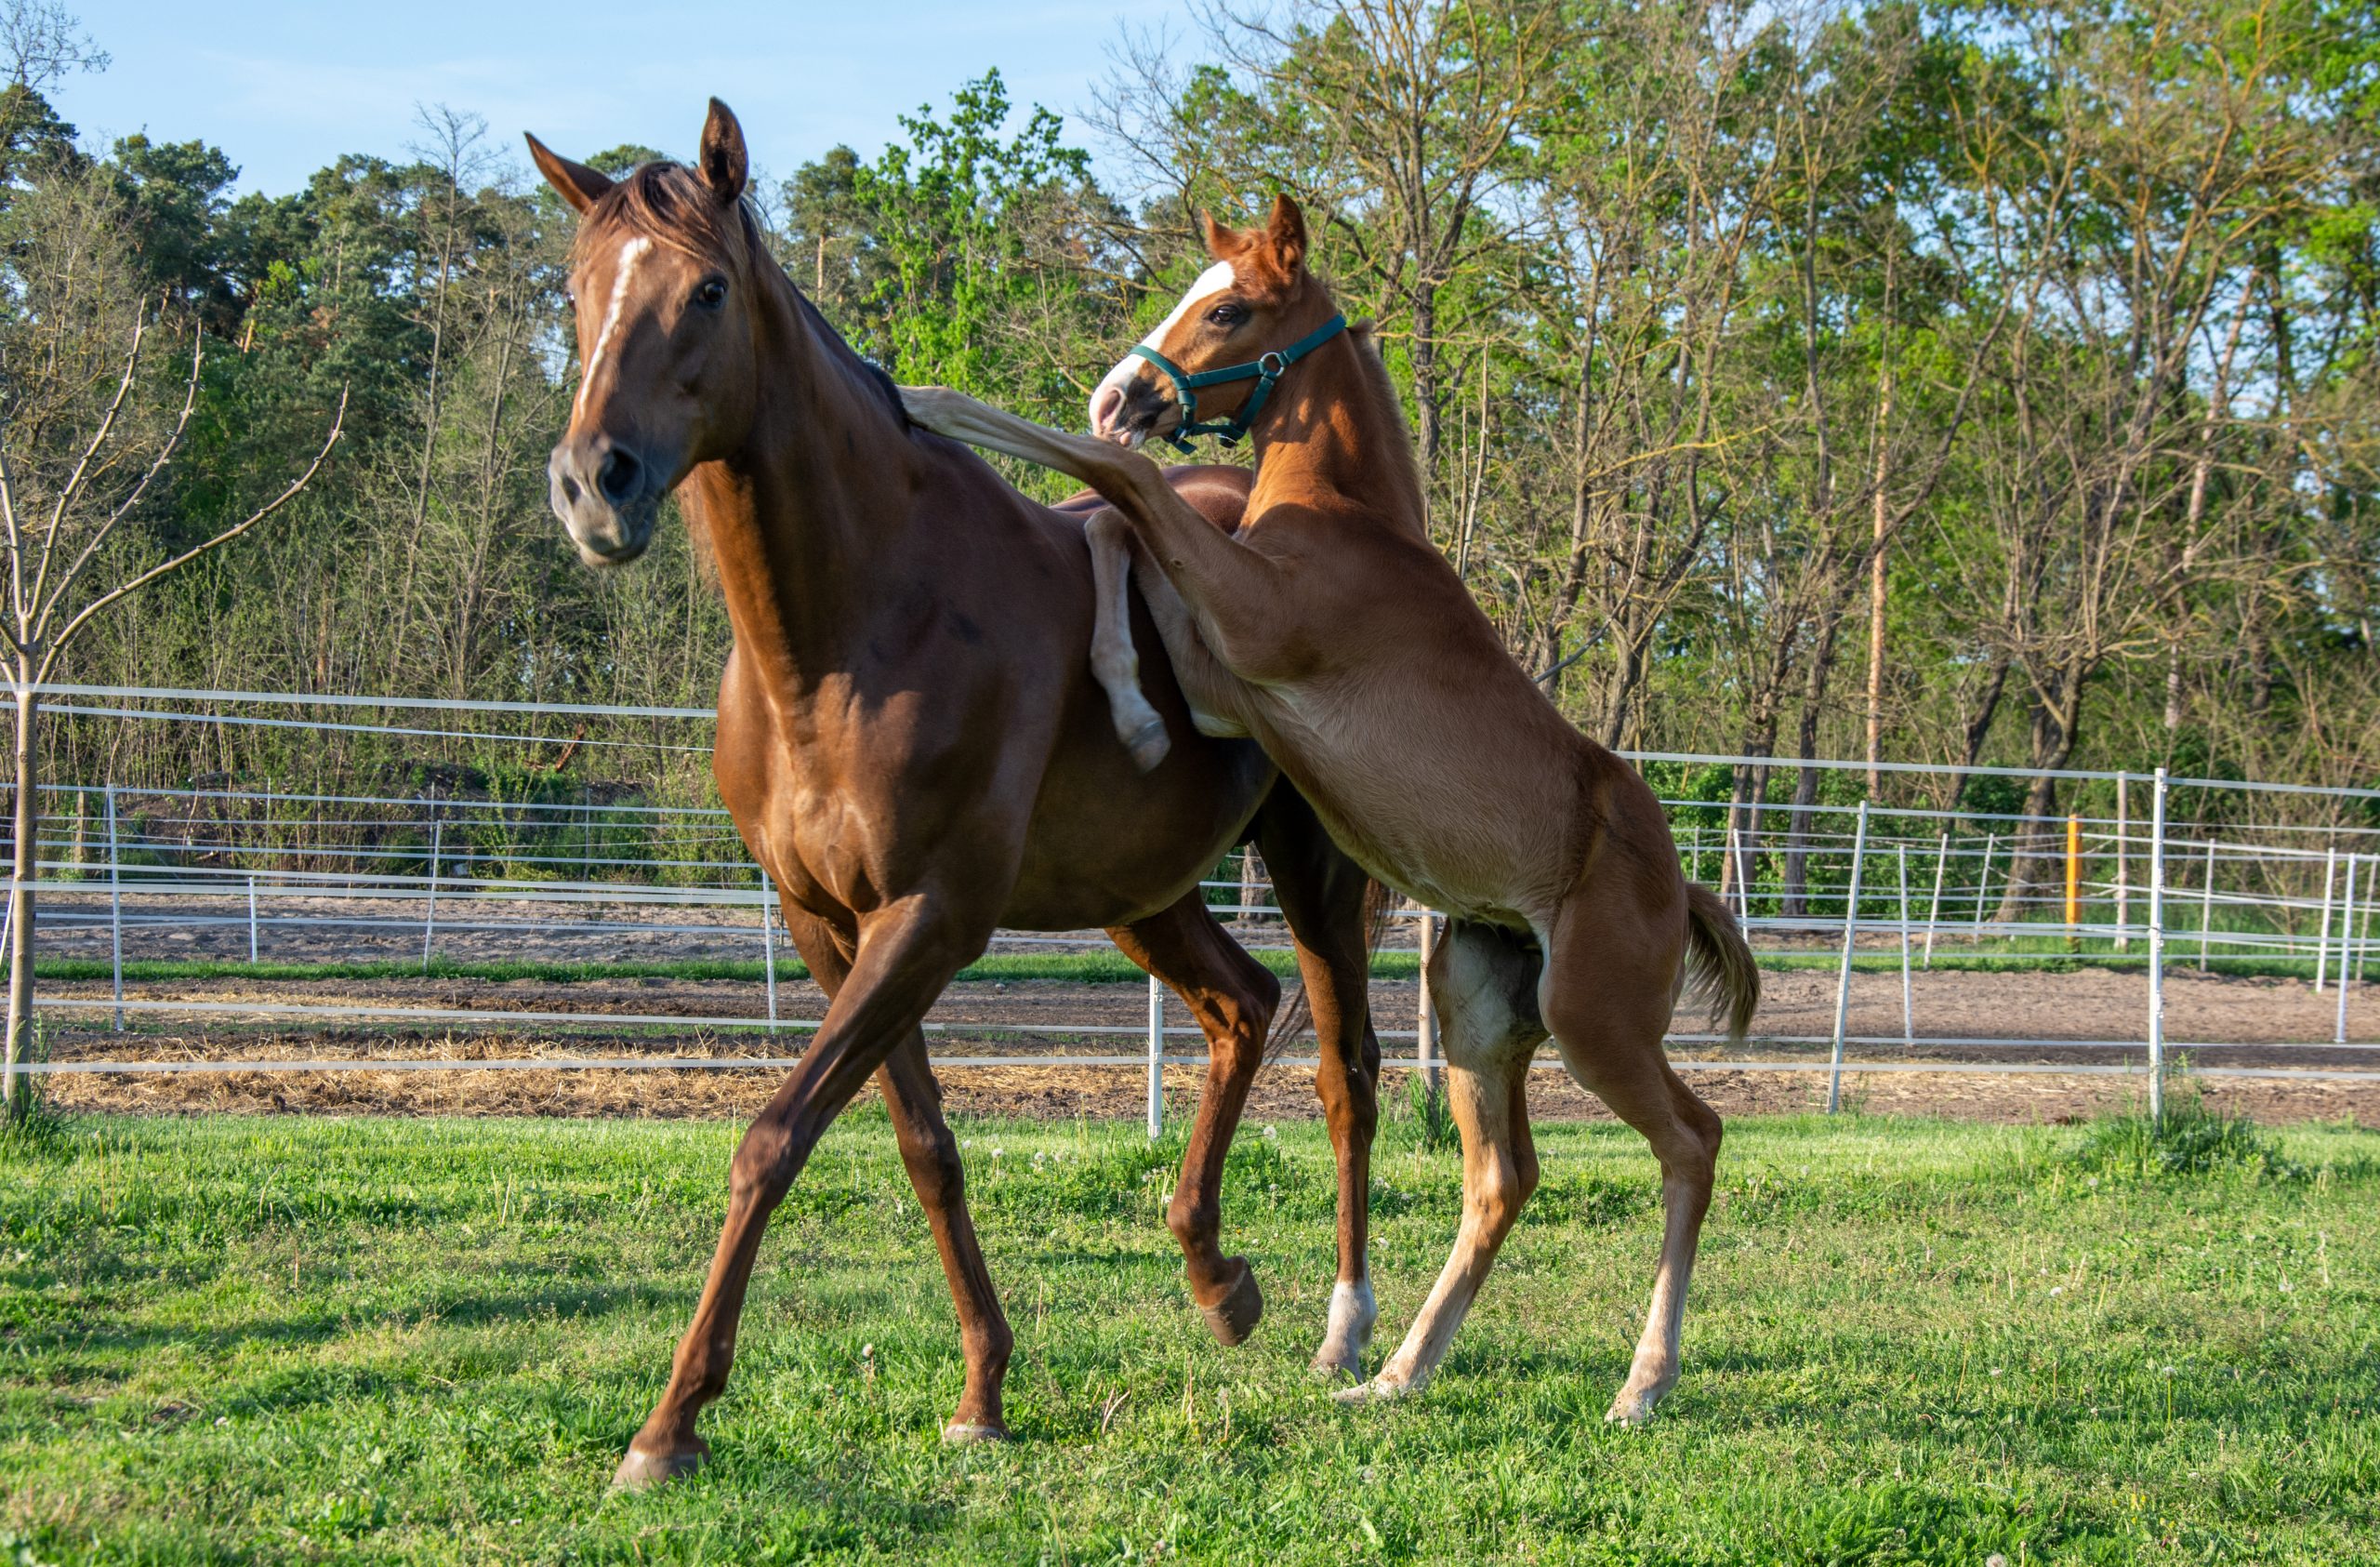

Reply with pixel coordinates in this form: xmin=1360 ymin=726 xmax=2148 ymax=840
xmin=7 ymin=685 xmax=2377 ymax=1128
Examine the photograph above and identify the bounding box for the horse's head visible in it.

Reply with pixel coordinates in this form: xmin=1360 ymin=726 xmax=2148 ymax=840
xmin=1089 ymin=194 xmax=1339 ymax=448
xmin=529 ymin=100 xmax=764 ymax=568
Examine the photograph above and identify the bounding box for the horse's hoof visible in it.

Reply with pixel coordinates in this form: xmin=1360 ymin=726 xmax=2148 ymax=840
xmin=1309 ymin=1347 xmax=1363 ymax=1382
xmin=612 ymin=1439 xmax=707 ymax=1491
xmin=1331 ymin=1375 xmax=1409 ymax=1406
xmin=1125 ymin=720 xmax=1171 ymax=773
xmin=1198 ymin=1260 xmax=1263 ymax=1347
xmin=942 ymin=1420 xmax=1012 ymax=1446
xmin=1604 ymin=1382 xmax=1669 ymax=1426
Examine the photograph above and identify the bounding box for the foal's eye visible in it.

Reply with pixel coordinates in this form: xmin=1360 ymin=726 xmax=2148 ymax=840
xmin=693 ymin=276 xmax=729 ymax=310
xmin=1207 ymin=301 xmax=1247 ymax=326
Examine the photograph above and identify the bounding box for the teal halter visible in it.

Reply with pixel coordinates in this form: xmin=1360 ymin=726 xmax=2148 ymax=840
xmin=1128 ymin=312 xmax=1348 ymax=450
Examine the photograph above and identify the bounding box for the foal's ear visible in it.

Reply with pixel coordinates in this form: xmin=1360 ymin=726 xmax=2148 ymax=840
xmin=698 ymin=98 xmax=748 ymax=204
xmin=1200 ymin=210 xmax=1249 ymax=260
xmin=1265 ymin=194 xmax=1308 ymax=272
xmin=525 ymin=134 xmax=613 ymax=214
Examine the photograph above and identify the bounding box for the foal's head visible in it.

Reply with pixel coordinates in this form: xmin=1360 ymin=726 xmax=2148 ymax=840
xmin=1088 ymin=195 xmax=1337 ymax=448
xmin=529 ymin=100 xmax=766 ymax=567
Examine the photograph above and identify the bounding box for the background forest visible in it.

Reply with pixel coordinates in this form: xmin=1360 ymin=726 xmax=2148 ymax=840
xmin=3 ymin=0 xmax=2374 ymax=831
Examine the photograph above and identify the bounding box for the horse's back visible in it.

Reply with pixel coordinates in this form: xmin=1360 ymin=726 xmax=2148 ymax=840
xmin=1052 ymin=463 xmax=1251 ymax=535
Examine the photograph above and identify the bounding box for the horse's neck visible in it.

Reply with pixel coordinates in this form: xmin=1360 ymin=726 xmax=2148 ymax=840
xmin=684 ymin=282 xmax=919 ymax=697
xmin=1246 ymin=334 xmax=1429 ymax=542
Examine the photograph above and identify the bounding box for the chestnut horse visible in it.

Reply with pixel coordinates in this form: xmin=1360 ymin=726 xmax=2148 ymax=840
xmin=530 ymin=105 xmax=1384 ymax=1487
xmin=902 ymin=196 xmax=1760 ymax=1424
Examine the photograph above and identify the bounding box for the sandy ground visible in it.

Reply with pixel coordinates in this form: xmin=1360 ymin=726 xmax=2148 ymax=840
xmin=32 ymin=960 xmax=2379 ymax=1126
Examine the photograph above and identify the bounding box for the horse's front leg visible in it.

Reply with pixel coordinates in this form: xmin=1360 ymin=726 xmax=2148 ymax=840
xmin=613 ymin=893 xmax=988 ymax=1489
xmin=781 ymin=910 xmax=1014 ymax=1442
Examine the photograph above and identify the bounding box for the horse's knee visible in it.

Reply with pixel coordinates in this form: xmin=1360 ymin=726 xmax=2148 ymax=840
xmin=1167 ymin=1187 xmax=1221 ymax=1251
xmin=1469 ymin=1149 xmax=1532 ymax=1238
xmin=895 ymin=1120 xmax=967 ymax=1211
xmin=728 ymin=1118 xmax=804 ymax=1210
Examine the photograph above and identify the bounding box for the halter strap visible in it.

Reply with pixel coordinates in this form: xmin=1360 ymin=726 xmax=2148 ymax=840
xmin=1128 ymin=312 xmax=1348 ymax=450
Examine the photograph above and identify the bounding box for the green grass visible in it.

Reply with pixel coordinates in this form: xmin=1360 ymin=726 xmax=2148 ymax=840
xmin=4 ymin=1109 xmax=2376 ymax=1563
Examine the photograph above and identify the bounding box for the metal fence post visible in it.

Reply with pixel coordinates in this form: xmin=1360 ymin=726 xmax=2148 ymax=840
xmin=1827 ymin=800 xmax=1871 ymax=1114
xmin=2336 ymin=852 xmax=2358 ymax=1045
xmin=2199 ymin=837 xmax=2217 ymax=972
xmin=1417 ymin=910 xmax=1441 ymax=1098
xmin=2149 ymin=767 xmax=2168 ymax=1126
xmin=1974 ymin=832 xmax=1996 ymax=938
xmin=2315 ymin=845 xmax=2338 ymax=990
xmin=105 ymin=783 xmax=122 ymax=1033
xmin=1731 ymin=827 xmax=1752 ymax=922
xmin=2359 ymin=856 xmax=2374 ymax=988
xmin=246 ymin=875 xmax=258 ymax=963
xmin=1923 ymin=831 xmax=1948 ymax=969
xmin=2115 ymin=776 xmax=2131 ymax=952
xmin=420 ymin=796 xmax=442 ymax=975
xmin=1897 ymin=841 xmax=1913 ymax=1046
xmin=1146 ymin=971 xmax=1164 ymax=1139
xmin=759 ymin=870 xmax=778 ymax=1036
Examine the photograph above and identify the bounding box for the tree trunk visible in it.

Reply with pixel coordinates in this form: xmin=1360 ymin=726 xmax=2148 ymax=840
xmin=1778 ymin=612 xmax=1847 ymax=921
xmin=5 ymin=672 xmax=36 ymax=1120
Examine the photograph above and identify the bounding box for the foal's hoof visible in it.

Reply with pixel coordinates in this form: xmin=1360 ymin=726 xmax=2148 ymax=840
xmin=1605 ymin=1376 xmax=1673 ymax=1426
xmin=1331 ymin=1375 xmax=1411 ymax=1406
xmin=941 ymin=1420 xmax=1012 ymax=1446
xmin=1197 ymin=1259 xmax=1263 ymax=1347
xmin=612 ymin=1438 xmax=707 ymax=1491
xmin=1124 ymin=719 xmax=1171 ymax=773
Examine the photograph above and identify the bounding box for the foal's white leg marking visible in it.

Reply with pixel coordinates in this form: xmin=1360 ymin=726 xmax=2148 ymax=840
xmin=1311 ymin=1277 xmax=1377 ymax=1381
xmin=575 ymin=235 xmax=654 ymax=421
xmin=1088 ymin=259 xmax=1236 ymax=435
xmin=1084 ymin=510 xmax=1170 ymax=771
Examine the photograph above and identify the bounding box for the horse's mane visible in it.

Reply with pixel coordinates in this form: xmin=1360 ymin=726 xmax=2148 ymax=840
xmin=1340 ymin=318 xmax=1426 ymax=526
xmin=579 ymin=161 xmax=910 ymax=431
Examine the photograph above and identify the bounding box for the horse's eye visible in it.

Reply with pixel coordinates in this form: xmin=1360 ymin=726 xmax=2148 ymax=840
xmin=694 ymin=277 xmax=729 ymax=311
xmin=1207 ymin=301 xmax=1246 ymax=326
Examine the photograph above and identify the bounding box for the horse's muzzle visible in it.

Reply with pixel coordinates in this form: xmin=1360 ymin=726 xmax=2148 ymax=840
xmin=548 ymin=436 xmax=658 ymax=566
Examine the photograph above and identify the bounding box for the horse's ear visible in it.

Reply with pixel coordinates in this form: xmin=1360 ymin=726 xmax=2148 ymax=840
xmin=698 ymin=98 xmax=748 ymax=204
xmin=526 ymin=134 xmax=612 ymax=214
xmin=1200 ymin=210 xmax=1247 ymax=260
xmin=1265 ymin=193 xmax=1307 ymax=272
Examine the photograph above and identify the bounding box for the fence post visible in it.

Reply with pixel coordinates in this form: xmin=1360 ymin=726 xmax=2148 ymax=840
xmin=759 ymin=870 xmax=778 ymax=1036
xmin=420 ymin=795 xmax=442 ymax=975
xmin=246 ymin=875 xmax=258 ymax=964
xmin=1827 ymin=800 xmax=1871 ymax=1115
xmin=2115 ymin=776 xmax=2131 ymax=952
xmin=2359 ymin=856 xmax=2374 ymax=988
xmin=1730 ymin=827 xmax=1752 ymax=922
xmin=1417 ymin=910 xmax=1441 ymax=1098
xmin=105 ymin=783 xmax=122 ymax=1033
xmin=2199 ymin=837 xmax=2217 ymax=972
xmin=1689 ymin=825 xmax=1702 ymax=884
xmin=2149 ymin=767 xmax=2168 ymax=1126
xmin=2316 ymin=846 xmax=2338 ymax=991
xmin=1146 ymin=971 xmax=1164 ymax=1139
xmin=2336 ymin=852 xmax=2358 ymax=1046
xmin=1973 ymin=832 xmax=1996 ymax=938
xmin=1897 ymin=841 xmax=1913 ymax=1046
xmin=1923 ymin=831 xmax=1948 ymax=969
xmin=2065 ymin=814 xmax=2082 ymax=952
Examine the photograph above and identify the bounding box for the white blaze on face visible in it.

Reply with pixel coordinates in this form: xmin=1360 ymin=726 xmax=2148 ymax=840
xmin=1088 ymin=259 xmax=1237 ymax=442
xmin=575 ymin=235 xmax=654 ymax=421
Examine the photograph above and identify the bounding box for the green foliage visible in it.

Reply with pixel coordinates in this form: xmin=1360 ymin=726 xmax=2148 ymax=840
xmin=2073 ymin=1082 xmax=2309 ymax=1184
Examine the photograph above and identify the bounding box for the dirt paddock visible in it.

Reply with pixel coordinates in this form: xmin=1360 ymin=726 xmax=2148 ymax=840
xmin=33 ymin=960 xmax=2380 ymax=1127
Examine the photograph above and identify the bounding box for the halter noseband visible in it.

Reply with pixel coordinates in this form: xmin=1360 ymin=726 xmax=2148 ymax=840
xmin=1128 ymin=312 xmax=1348 ymax=450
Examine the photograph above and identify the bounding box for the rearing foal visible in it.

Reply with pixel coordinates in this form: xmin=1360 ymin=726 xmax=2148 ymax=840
xmin=532 ymin=104 xmax=1385 ymax=1487
xmin=904 ymin=197 xmax=1759 ymax=1423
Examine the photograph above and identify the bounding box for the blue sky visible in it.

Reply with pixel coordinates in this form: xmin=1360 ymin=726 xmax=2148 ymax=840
xmin=58 ymin=2 xmax=1177 ymax=197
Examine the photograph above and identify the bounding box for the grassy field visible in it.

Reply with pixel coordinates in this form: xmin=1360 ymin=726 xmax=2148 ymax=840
xmin=3 ymin=1106 xmax=2375 ymax=1564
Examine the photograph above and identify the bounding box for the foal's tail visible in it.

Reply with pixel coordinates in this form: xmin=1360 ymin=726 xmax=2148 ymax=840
xmin=1683 ymin=882 xmax=1760 ymax=1045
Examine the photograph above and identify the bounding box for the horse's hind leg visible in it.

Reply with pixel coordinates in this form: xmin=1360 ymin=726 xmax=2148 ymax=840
xmin=1111 ymin=894 xmax=1280 ymax=1345
xmin=1540 ymin=895 xmax=1723 ymax=1425
xmin=1253 ymin=787 xmax=1382 ymax=1379
xmin=1085 ymin=508 xmax=1170 ymax=771
xmin=1342 ymin=921 xmax=1545 ymax=1403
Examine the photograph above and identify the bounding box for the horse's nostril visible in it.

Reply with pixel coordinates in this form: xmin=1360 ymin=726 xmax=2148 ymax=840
xmin=1091 ymin=385 xmax=1125 ymax=432
xmin=596 ymin=447 xmax=642 ymax=505
xmin=561 ymin=474 xmax=583 ymax=506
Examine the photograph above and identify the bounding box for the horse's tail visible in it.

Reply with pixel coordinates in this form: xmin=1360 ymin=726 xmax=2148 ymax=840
xmin=1683 ymin=882 xmax=1759 ymax=1045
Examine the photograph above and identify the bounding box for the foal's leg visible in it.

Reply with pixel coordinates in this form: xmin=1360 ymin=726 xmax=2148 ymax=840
xmin=1253 ymin=786 xmax=1382 ymax=1378
xmin=783 ymin=910 xmax=1014 ymax=1442
xmin=1340 ymin=921 xmax=1545 ymax=1403
xmin=1110 ymin=894 xmax=1280 ymax=1345
xmin=1084 ymin=509 xmax=1171 ymax=772
xmin=614 ymin=894 xmax=986 ymax=1489
xmin=1540 ymin=896 xmax=1723 ymax=1425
